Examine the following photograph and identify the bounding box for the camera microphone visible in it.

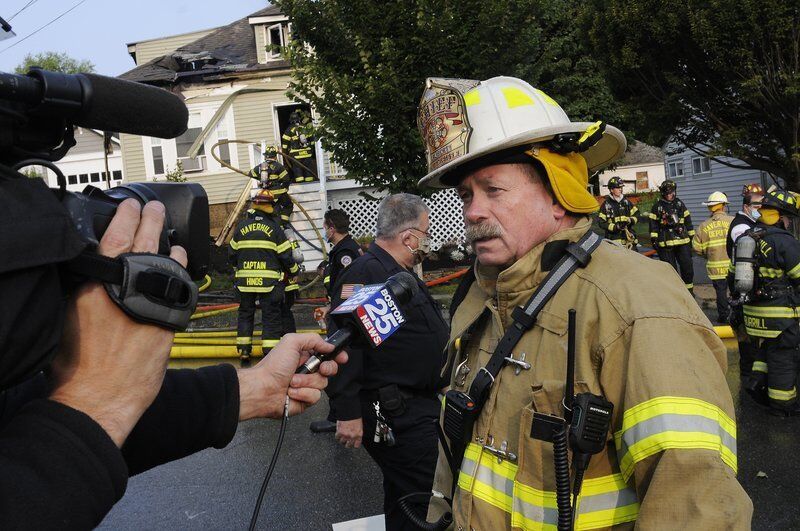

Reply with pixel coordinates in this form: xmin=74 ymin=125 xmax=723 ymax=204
xmin=296 ymin=271 xmax=420 ymax=374
xmin=0 ymin=68 xmax=188 ymax=139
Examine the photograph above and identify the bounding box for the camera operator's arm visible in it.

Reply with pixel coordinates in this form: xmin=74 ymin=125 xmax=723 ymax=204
xmin=122 ymin=334 xmax=344 ymax=475
xmin=49 ymin=199 xmax=185 ymax=447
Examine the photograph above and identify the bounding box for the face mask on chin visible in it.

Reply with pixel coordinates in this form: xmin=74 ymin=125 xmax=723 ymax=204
xmin=405 ymin=232 xmax=432 ymax=265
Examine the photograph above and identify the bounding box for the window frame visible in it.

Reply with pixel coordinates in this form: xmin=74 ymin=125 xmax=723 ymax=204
xmin=667 ymin=161 xmax=684 ymax=178
xmin=265 ymin=23 xmax=285 ymax=61
xmin=143 ymin=103 xmax=237 ymax=180
xmin=691 ymin=156 xmax=711 ymax=175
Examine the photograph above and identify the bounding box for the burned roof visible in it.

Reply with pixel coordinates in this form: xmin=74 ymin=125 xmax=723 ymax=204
xmin=119 ymin=5 xmax=288 ymax=85
xmin=618 ymin=141 xmax=665 ymax=166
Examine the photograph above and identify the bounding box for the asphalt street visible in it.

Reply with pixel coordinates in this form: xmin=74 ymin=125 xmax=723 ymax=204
xmin=99 ymin=276 xmax=800 ymax=530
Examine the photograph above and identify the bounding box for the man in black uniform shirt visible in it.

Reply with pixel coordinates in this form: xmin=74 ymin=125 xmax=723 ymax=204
xmin=310 ymin=208 xmax=363 ymax=433
xmin=330 ymin=193 xmax=449 ymax=530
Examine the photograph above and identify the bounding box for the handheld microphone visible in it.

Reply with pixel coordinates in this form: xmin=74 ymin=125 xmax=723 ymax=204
xmin=0 ymin=68 xmax=188 ymax=139
xmin=296 ymin=271 xmax=419 ymax=374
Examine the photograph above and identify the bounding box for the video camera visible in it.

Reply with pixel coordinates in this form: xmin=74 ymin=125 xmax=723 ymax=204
xmin=0 ymin=68 xmax=209 ymax=279
xmin=0 ymin=68 xmax=209 ymax=388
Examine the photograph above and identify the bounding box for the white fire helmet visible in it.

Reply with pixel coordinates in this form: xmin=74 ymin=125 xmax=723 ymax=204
xmin=417 ymin=77 xmax=626 ymax=213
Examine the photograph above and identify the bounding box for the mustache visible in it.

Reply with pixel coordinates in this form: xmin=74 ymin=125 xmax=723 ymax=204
xmin=464 ymin=222 xmax=503 ymax=243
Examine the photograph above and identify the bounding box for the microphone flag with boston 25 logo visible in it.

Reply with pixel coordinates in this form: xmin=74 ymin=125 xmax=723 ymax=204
xmin=296 ymin=271 xmax=419 ymax=374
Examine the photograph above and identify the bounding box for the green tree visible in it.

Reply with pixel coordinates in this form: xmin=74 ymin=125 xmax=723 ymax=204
xmin=278 ymin=0 xmax=623 ymax=193
xmin=14 ymin=51 xmax=95 ymax=74
xmin=582 ymin=0 xmax=800 ymax=189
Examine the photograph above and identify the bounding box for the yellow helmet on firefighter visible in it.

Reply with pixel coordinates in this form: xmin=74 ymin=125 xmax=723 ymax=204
xmin=250 ymin=189 xmax=275 ymax=213
xmin=416 ymin=77 xmax=626 ymax=213
xmin=264 ymin=145 xmax=278 ymax=159
xmin=702 ymin=191 xmax=729 ymax=206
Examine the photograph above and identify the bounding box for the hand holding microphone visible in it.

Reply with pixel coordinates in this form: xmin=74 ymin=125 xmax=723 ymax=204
xmin=296 ymin=271 xmax=420 ymax=374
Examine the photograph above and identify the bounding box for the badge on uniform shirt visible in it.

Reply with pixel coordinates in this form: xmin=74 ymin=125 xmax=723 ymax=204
xmin=340 ymin=255 xmax=353 ymax=267
xmin=339 ymin=283 xmax=363 ymax=299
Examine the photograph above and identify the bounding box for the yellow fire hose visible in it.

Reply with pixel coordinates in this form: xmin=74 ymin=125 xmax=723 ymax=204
xmin=197 ymin=275 xmax=212 ymax=292
xmin=191 ymin=306 xmax=240 ymax=320
xmin=714 ymin=325 xmax=734 ymax=339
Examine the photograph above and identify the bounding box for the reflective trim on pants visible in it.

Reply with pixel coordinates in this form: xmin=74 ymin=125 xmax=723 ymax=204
xmin=457 ymin=443 xmax=639 ymax=530
xmin=614 ymin=396 xmax=737 ymax=480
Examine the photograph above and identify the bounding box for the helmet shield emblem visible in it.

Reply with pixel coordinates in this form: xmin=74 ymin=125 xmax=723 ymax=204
xmin=417 ymin=78 xmax=479 ymax=172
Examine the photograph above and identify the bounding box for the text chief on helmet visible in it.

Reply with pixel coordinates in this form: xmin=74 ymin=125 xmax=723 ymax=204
xmin=417 ymin=76 xmax=750 ymax=529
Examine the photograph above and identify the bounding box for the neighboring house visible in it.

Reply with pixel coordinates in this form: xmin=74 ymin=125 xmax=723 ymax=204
xmin=597 ymin=141 xmax=665 ymax=195
xmin=118 ymin=5 xmax=464 ymax=270
xmin=119 ymin=5 xmax=341 ymax=268
xmin=662 ymin=138 xmax=772 ymax=229
xmin=41 ymin=127 xmax=123 ymax=192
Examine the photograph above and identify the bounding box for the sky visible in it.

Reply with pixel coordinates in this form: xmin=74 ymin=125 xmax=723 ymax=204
xmin=0 ymin=0 xmax=269 ymax=76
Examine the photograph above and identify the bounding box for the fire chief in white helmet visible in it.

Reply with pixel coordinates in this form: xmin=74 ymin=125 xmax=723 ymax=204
xmin=419 ymin=77 xmax=751 ymax=529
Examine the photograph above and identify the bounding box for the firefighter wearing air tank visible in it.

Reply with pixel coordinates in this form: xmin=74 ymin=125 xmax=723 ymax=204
xmin=417 ymin=76 xmax=750 ymax=529
xmin=692 ymin=191 xmax=733 ymax=323
xmin=597 ymin=176 xmax=638 ymax=248
xmin=249 ymin=145 xmax=294 ymax=224
xmin=648 ymin=179 xmax=695 ymax=291
xmin=282 ymin=110 xmax=317 ymax=183
xmin=230 ymin=190 xmax=299 ymax=361
xmin=737 ymin=190 xmax=800 ymax=416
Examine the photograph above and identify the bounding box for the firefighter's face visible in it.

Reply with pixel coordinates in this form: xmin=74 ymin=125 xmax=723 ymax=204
xmin=458 ymin=163 xmax=572 ymax=267
xmin=664 ymin=191 xmax=675 ymax=201
xmin=610 ymin=186 xmax=623 ymax=199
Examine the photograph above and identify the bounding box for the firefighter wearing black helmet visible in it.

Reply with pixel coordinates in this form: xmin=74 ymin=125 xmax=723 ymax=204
xmin=249 ymin=145 xmax=294 ymax=224
xmin=648 ymin=179 xmax=695 ymax=291
xmin=282 ymin=110 xmax=317 ymax=183
xmin=229 ymin=190 xmax=299 ymax=362
xmin=740 ymin=189 xmax=800 ymax=416
xmin=597 ymin=176 xmax=639 ymax=249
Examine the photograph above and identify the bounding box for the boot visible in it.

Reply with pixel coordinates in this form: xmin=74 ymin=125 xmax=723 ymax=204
xmin=238 ymin=345 xmax=252 ymax=366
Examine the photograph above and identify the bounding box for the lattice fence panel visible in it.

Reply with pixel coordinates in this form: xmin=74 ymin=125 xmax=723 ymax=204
xmin=331 ymin=188 xmax=465 ymax=250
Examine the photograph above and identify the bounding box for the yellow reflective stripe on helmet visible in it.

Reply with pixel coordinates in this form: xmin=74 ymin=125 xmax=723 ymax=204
xmin=768 ymin=387 xmax=797 ymax=401
xmin=759 ymin=267 xmax=784 ymax=278
xmin=231 ymin=240 xmax=281 ymax=251
xmin=235 ymin=269 xmax=283 ymax=279
xmin=578 ymin=121 xmax=603 ymax=147
xmin=501 ymin=86 xmax=535 ymax=108
xmin=787 ymin=262 xmax=800 ymax=279
xmin=457 ymin=443 xmax=639 ymax=529
xmin=535 ymin=88 xmax=559 ymax=106
xmin=236 ymin=337 xmax=252 ymax=345
xmin=743 ymin=305 xmax=800 ymax=318
xmin=614 ymin=396 xmax=737 ymax=481
xmin=753 ymin=361 xmax=768 ymax=373
xmin=464 ymin=89 xmax=481 ymax=106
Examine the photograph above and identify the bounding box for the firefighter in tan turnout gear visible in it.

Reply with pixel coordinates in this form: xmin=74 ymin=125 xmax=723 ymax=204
xmin=692 ymin=191 xmax=734 ymax=322
xmin=416 ymin=76 xmax=751 ymax=529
